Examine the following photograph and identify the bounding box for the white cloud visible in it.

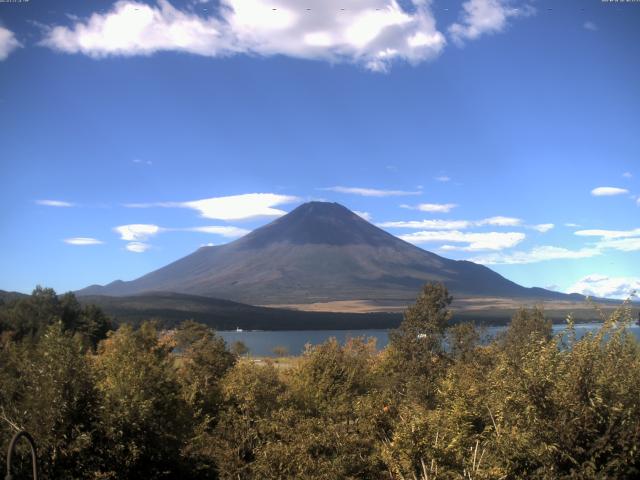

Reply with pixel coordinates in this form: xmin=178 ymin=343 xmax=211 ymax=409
xmin=379 ymin=219 xmax=471 ymax=229
xmin=532 ymin=223 xmax=554 ymax=233
xmin=476 ymin=215 xmax=522 ymax=227
xmin=567 ymin=275 xmax=639 ymax=300
xmin=470 ymin=245 xmax=601 ymax=265
xmin=125 ymin=193 xmax=298 ymax=220
xmin=415 ymin=203 xmax=457 ymax=213
xmin=0 ymin=26 xmax=21 ymax=61
xmin=448 ymin=0 xmax=533 ymax=44
xmin=354 ymin=211 xmax=372 ymax=221
xmin=598 ymin=237 xmax=640 ymax=252
xmin=575 ymin=228 xmax=640 ymax=239
xmin=379 ymin=216 xmax=522 ymax=229
xmin=114 ymin=224 xmax=162 ymax=241
xmin=114 ymin=223 xmax=250 ymax=251
xmin=323 ymin=186 xmax=421 ymax=197
xmin=400 ymin=230 xmax=525 ymax=251
xmin=565 ymin=223 xmax=581 ymax=228
xmin=42 ymin=0 xmax=225 ymax=57
xmin=434 ymin=175 xmax=450 ymax=182
xmin=64 ymin=237 xmax=104 ymax=245
xmin=583 ymin=21 xmax=598 ymax=31
xmin=467 ymin=225 xmax=639 ymax=264
xmin=133 ymin=158 xmax=152 ymax=165
xmin=36 ymin=199 xmax=75 ymax=207
xmin=113 ymin=223 xmax=251 ymax=252
xmin=182 ymin=193 xmax=298 ymax=220
xmin=185 ymin=225 xmax=250 ymax=238
xmin=126 ymin=242 xmax=151 ymax=253
xmin=41 ymin=0 xmax=447 ymax=72
xmin=591 ymin=186 xmax=629 ymax=196
xmin=622 ymin=172 xmax=632 ymax=178
xmin=571 ymin=228 xmax=640 ymax=252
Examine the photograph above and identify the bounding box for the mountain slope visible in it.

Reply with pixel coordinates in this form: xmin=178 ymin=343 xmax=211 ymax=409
xmin=79 ymin=292 xmax=402 ymax=330
xmin=78 ymin=202 xmax=578 ymax=304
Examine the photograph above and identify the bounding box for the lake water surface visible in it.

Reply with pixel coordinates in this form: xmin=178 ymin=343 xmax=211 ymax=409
xmin=219 ymin=323 xmax=640 ymax=357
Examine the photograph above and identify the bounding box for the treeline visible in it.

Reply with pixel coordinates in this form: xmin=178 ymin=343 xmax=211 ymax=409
xmin=1 ymin=284 xmax=639 ymax=479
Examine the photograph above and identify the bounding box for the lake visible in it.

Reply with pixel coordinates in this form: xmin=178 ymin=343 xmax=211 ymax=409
xmin=218 ymin=323 xmax=640 ymax=357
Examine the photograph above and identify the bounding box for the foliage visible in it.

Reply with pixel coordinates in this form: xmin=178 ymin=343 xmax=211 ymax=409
xmin=272 ymin=345 xmax=289 ymax=357
xmin=384 ymin=282 xmax=453 ymax=402
xmin=0 ymin=286 xmax=112 ymax=347
xmin=231 ymin=340 xmax=249 ymax=356
xmin=90 ymin=322 xmax=191 ymax=478
xmin=1 ymin=284 xmax=640 ymax=479
xmin=0 ymin=323 xmax=98 ymax=479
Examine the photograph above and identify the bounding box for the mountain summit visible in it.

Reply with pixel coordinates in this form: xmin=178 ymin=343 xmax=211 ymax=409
xmin=79 ymin=201 xmax=573 ymax=305
xmin=240 ymin=202 xmax=401 ymax=248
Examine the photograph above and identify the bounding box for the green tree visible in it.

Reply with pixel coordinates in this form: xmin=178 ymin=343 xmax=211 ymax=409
xmin=0 ymin=322 xmax=99 ymax=479
xmin=498 ymin=306 xmax=552 ymax=360
xmin=176 ymin=321 xmax=237 ymax=414
xmin=3 ymin=286 xmax=61 ymax=339
xmin=0 ymin=287 xmax=111 ymax=346
xmin=272 ymin=345 xmax=289 ymax=358
xmin=91 ymin=322 xmax=190 ymax=478
xmin=448 ymin=321 xmax=480 ymax=362
xmin=211 ymin=362 xmax=286 ymax=479
xmin=385 ymin=282 xmax=453 ymax=402
xmin=231 ymin=340 xmax=249 ymax=357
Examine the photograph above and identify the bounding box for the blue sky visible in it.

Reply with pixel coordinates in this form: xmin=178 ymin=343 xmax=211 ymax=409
xmin=1 ymin=0 xmax=639 ymax=299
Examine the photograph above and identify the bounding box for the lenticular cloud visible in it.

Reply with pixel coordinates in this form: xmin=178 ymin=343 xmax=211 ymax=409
xmin=41 ymin=0 xmax=446 ymax=71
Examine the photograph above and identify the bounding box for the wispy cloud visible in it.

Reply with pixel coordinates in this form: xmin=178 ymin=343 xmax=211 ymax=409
xmin=322 ymin=186 xmax=421 ymax=197
xmin=417 ymin=203 xmax=457 ymax=213
xmin=354 ymin=211 xmax=372 ymax=221
xmin=36 ymin=199 xmax=75 ymax=207
xmin=591 ymin=186 xmax=629 ymax=196
xmin=575 ymin=228 xmax=640 ymax=239
xmin=126 ymin=242 xmax=151 ymax=253
xmin=113 ymin=222 xmax=250 ymax=252
xmin=380 ymin=219 xmax=471 ymax=229
xmin=532 ymin=223 xmax=554 ymax=233
xmin=470 ymin=245 xmax=601 ymax=265
xmin=125 ymin=193 xmax=298 ymax=220
xmin=400 ymin=230 xmax=525 ymax=251
xmin=184 ymin=226 xmax=250 ymax=238
xmin=115 ymin=223 xmax=251 ymax=240
xmin=567 ymin=274 xmax=639 ymax=300
xmin=574 ymin=228 xmax=640 ymax=252
xmin=0 ymin=26 xmax=21 ymax=61
xmin=133 ymin=158 xmax=152 ymax=165
xmin=477 ymin=216 xmax=522 ymax=227
xmin=448 ymin=0 xmax=534 ymax=45
xmin=400 ymin=202 xmax=457 ymax=213
xmin=114 ymin=224 xmax=161 ymax=242
xmin=471 ymin=226 xmax=640 ymax=264
xmin=598 ymin=237 xmax=640 ymax=252
xmin=622 ymin=172 xmax=632 ymax=178
xmin=379 ymin=216 xmax=523 ymax=229
xmin=583 ymin=21 xmax=598 ymax=31
xmin=64 ymin=237 xmax=104 ymax=245
xmin=40 ymin=0 xmax=447 ymax=72
xmin=434 ymin=175 xmax=451 ymax=182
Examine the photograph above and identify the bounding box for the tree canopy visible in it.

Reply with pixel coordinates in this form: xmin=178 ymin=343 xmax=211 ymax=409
xmin=1 ymin=284 xmax=639 ymax=479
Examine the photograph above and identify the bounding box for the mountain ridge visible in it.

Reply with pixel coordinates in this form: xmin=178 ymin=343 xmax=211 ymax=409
xmin=78 ymin=201 xmax=582 ymax=305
